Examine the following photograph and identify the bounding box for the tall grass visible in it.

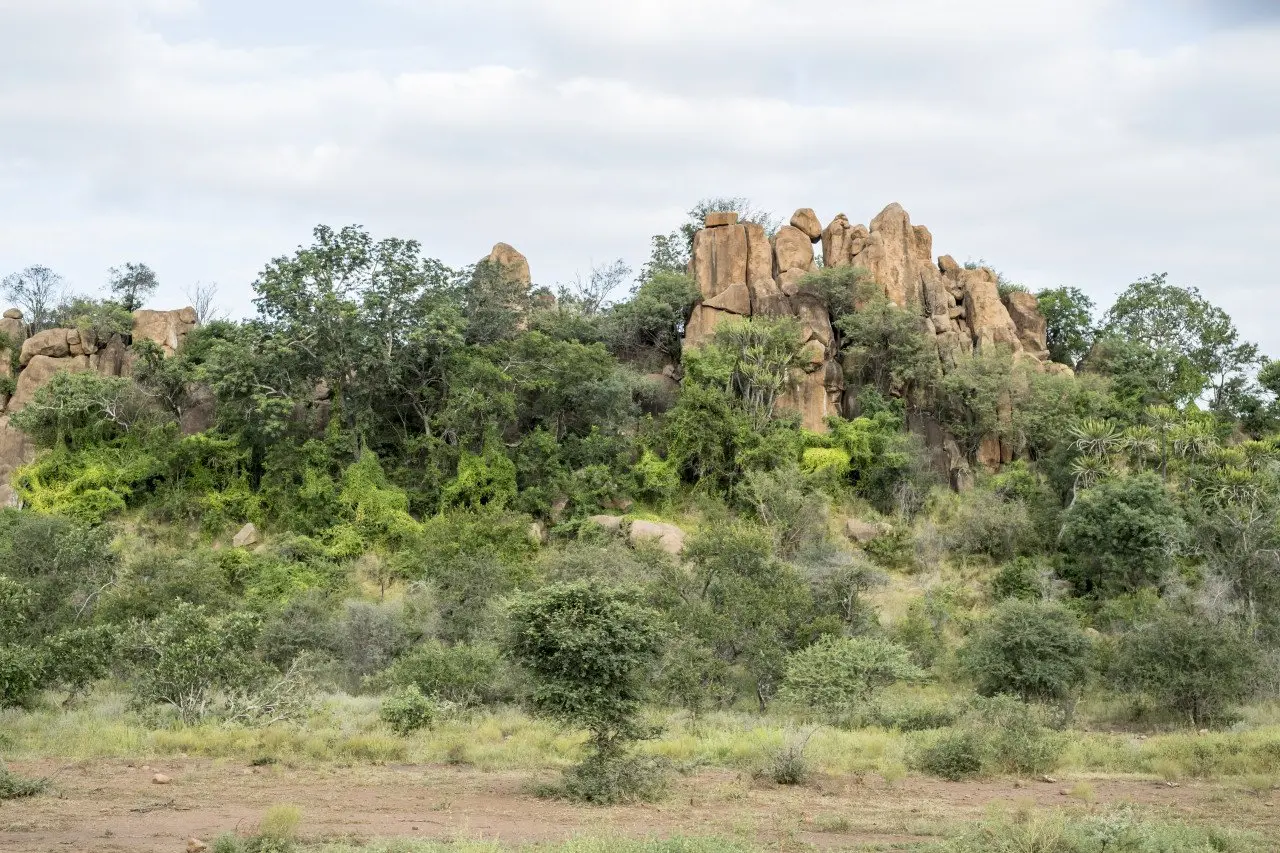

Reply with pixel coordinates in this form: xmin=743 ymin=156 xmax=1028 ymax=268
xmin=9 ymin=689 xmax=1280 ymax=781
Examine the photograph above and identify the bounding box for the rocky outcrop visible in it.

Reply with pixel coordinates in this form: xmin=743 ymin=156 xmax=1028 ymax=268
xmin=133 ymin=307 xmax=198 ymax=357
xmin=628 ymin=519 xmax=685 ymax=556
xmin=680 ymin=203 xmax=1053 ymax=475
xmin=0 ymin=306 xmax=201 ymax=502
xmin=484 ymin=242 xmax=531 ymax=287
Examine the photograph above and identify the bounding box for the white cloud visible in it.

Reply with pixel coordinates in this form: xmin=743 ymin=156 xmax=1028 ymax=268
xmin=0 ymin=0 xmax=1277 ymax=354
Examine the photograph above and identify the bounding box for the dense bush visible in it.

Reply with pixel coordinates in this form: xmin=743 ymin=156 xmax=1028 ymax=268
xmin=379 ymin=685 xmax=438 ymax=734
xmin=960 ymin=599 xmax=1091 ymax=703
xmin=779 ymin=635 xmax=924 ymax=723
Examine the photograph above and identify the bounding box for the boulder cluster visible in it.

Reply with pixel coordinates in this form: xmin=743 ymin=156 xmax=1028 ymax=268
xmin=0 ymin=307 xmax=198 ymax=506
xmin=682 ymin=204 xmax=1066 ymax=484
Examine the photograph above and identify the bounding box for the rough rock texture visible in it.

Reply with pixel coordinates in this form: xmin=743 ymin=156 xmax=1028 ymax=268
xmin=628 ymin=519 xmax=685 ymax=556
xmin=587 ymin=514 xmax=624 ymax=532
xmin=10 ymin=354 xmax=90 ymax=411
xmin=680 ymin=202 xmax=1053 ymax=474
xmin=1003 ymin=291 xmax=1049 ymax=356
xmin=133 ymin=307 xmax=198 ymax=357
xmin=484 ymin=243 xmax=531 ymax=287
xmin=790 ymin=208 xmax=822 ymax=241
xmin=91 ymin=334 xmax=131 ymax=378
xmin=0 ymin=416 xmax=34 ymax=507
xmin=704 ymin=211 xmax=739 ymax=228
xmin=232 ymin=523 xmax=261 ymax=548
xmin=19 ymin=327 xmax=74 ymax=365
xmin=181 ymin=384 xmax=218 ymax=435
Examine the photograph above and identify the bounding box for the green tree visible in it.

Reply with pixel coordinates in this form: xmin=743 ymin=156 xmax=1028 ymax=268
xmin=1 ymin=265 xmax=65 ymax=331
xmin=1059 ymin=474 xmax=1185 ymax=597
xmin=838 ymin=283 xmax=938 ymax=400
xmin=779 ymin=635 xmax=924 ymax=723
xmin=1035 ymin=286 xmax=1095 ymax=366
xmin=1111 ymin=610 xmax=1260 ymax=726
xmin=960 ymin=599 xmax=1091 ymax=703
xmin=107 ymin=261 xmax=159 ymax=312
xmin=507 ymin=582 xmax=663 ymax=753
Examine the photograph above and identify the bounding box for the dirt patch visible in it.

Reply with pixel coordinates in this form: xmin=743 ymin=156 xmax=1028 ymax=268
xmin=2 ymin=759 xmax=1276 ymax=852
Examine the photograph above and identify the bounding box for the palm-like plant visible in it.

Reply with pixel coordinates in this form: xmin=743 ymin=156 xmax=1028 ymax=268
xmin=1122 ymin=425 xmax=1159 ymax=469
xmin=1069 ymin=418 xmax=1121 ymax=460
xmin=1172 ymin=421 xmax=1218 ymax=460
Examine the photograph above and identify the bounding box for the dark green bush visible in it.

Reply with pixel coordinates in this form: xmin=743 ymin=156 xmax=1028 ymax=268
xmin=379 ymin=685 xmax=438 ymax=735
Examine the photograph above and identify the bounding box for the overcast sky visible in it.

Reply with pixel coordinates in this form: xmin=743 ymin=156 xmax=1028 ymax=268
xmin=1 ymin=0 xmax=1277 ymax=350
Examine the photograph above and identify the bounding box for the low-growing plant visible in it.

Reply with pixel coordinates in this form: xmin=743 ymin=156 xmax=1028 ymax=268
xmin=379 ymin=685 xmax=438 ymax=735
xmin=0 ymin=762 xmax=48 ymax=800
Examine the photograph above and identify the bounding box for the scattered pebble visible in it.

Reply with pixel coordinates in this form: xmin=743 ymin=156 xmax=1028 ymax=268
xmin=152 ymin=773 xmax=171 ymax=785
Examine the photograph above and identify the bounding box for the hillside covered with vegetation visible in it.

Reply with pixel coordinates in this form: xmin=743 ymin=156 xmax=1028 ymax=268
xmin=4 ymin=199 xmax=1280 ymax=849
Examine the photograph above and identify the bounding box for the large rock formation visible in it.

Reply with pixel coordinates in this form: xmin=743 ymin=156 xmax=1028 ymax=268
xmin=484 ymin=242 xmax=532 ymax=287
xmin=681 ymin=203 xmax=1052 ymax=471
xmin=0 ymin=306 xmax=199 ymax=505
xmin=133 ymin=307 xmax=198 ymax=357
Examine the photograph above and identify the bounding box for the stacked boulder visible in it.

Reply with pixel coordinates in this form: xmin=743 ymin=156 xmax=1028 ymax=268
xmin=683 ymin=203 xmax=1061 ymax=478
xmin=0 ymin=307 xmax=198 ymax=507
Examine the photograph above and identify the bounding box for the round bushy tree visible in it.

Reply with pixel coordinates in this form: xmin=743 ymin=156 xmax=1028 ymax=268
xmin=507 ymin=582 xmax=663 ymax=755
xmin=1112 ymin=610 xmax=1260 ymax=727
xmin=1060 ymin=473 xmax=1185 ymax=597
xmin=779 ymin=635 xmax=924 ymax=722
xmin=960 ymin=599 xmax=1091 ymax=703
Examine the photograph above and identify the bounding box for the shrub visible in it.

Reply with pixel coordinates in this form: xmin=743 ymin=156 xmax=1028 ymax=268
xmin=912 ymin=696 xmax=1065 ymax=780
xmin=1111 ymin=610 xmax=1261 ymax=727
xmin=989 ymin=557 xmax=1051 ymax=601
xmin=960 ymin=599 xmax=1091 ymax=702
xmin=507 ymin=582 xmax=666 ymax=802
xmin=1060 ymin=473 xmax=1185 ymax=597
xmin=754 ymin=732 xmax=815 ymax=786
xmin=379 ymin=685 xmax=438 ymax=735
xmin=779 ymin=635 xmax=924 ymax=723
xmin=552 ymin=752 xmax=670 ymax=805
xmin=377 ymin=640 xmax=510 ymax=706
xmin=0 ymin=763 xmax=48 ymax=800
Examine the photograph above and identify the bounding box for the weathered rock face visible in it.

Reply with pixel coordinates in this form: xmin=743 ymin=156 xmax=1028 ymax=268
xmin=133 ymin=307 xmax=198 ymax=357
xmin=1003 ymin=291 xmax=1048 ymax=356
xmin=628 ymin=519 xmax=685 ymax=556
xmin=10 ymin=354 xmax=91 ymax=411
xmin=484 ymin=242 xmax=531 ymax=287
xmin=0 ymin=416 xmax=34 ymax=507
xmin=680 ymin=203 xmax=1053 ymax=471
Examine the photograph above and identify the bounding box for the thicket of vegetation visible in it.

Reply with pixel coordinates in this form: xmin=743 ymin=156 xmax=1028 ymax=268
xmin=5 ymin=200 xmax=1280 ymax=806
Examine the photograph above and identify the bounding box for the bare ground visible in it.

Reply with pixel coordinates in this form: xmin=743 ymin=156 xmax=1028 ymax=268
xmin=4 ymin=758 xmax=1277 ymax=851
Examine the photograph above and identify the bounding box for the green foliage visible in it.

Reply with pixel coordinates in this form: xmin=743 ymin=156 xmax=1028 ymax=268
xmin=604 ymin=271 xmax=698 ymax=364
xmin=377 ymin=640 xmax=510 ymax=706
xmin=826 ymin=412 xmax=932 ymax=514
xmin=779 ymin=635 xmax=925 ymax=723
xmin=507 ymin=582 xmax=664 ymax=753
xmin=1060 ymin=473 xmax=1185 ymax=596
xmin=990 ymin=557 xmax=1052 ymax=601
xmin=107 ymin=261 xmax=159 ymax=311
xmin=960 ymin=599 xmax=1091 ymax=702
xmin=0 ymin=763 xmax=48 ymax=800
xmin=124 ymin=602 xmax=265 ymax=722
xmin=379 ymin=684 xmax=438 ymax=734
xmin=441 ymin=446 xmax=518 ymax=511
xmin=837 ymin=283 xmax=939 ymax=399
xmin=1036 ymin=285 xmax=1096 ymax=366
xmin=1111 ymin=610 xmax=1261 ymax=726
xmin=913 ymin=696 xmax=1066 ymax=779
xmin=630 ymin=449 xmax=680 ymax=507
xmin=10 ymin=370 xmax=142 ymax=451
xmin=684 ymin=315 xmax=805 ymax=428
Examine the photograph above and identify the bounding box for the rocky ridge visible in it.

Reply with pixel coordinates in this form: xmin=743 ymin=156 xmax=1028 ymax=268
xmin=682 ymin=204 xmax=1067 ymax=485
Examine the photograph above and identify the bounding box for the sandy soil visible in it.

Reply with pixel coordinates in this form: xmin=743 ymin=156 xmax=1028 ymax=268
xmin=3 ymin=758 xmax=1276 ymax=851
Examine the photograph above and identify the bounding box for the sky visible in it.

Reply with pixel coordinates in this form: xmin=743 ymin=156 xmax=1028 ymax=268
xmin=1 ymin=0 xmax=1278 ymax=349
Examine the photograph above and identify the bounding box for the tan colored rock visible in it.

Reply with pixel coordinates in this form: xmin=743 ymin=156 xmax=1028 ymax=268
xmin=233 ymin=523 xmax=261 ymax=548
xmin=821 ymin=214 xmax=856 ymax=268
xmin=779 ymin=368 xmax=832 ymax=432
xmin=704 ymin=283 xmax=752 ymax=315
xmin=10 ymin=354 xmax=90 ymax=411
xmin=938 ymin=255 xmax=961 ymax=278
xmin=961 ymin=269 xmax=1022 ymax=353
xmin=790 ymin=208 xmax=822 ymax=241
xmin=799 ymin=339 xmax=826 ymax=369
xmin=977 ymin=434 xmax=1003 ymax=472
xmin=777 ymin=268 xmax=809 ymax=295
xmin=743 ymin=222 xmax=786 ymax=314
xmin=588 ymin=514 xmax=624 ymax=533
xmin=133 ymin=307 xmax=198 ymax=357
xmin=2 ymin=308 xmax=21 ymax=320
xmin=1045 ymin=362 xmax=1075 ymax=377
xmin=19 ymin=327 xmax=72 ymax=365
xmin=91 ymin=334 xmax=131 ymax=378
xmin=528 ymin=521 xmax=549 ymax=545
xmin=1003 ymin=291 xmax=1048 ymax=355
xmin=484 ymin=242 xmax=531 ymax=287
xmin=152 ymin=773 xmax=171 ymax=785
xmin=793 ymin=294 xmax=832 ymax=346
xmin=683 ymin=304 xmax=735 ymax=348
xmin=691 ymin=223 xmax=748 ymax=301
xmin=628 ymin=519 xmax=685 ymax=556
xmin=772 ymin=225 xmax=815 ymax=275
xmin=704 ymin=211 xmax=739 ymax=228
xmin=0 ymin=314 xmax=25 ymax=352
xmin=854 ymin=203 xmax=936 ymax=309
xmin=188 ymin=838 xmax=209 ymax=853
xmin=0 ymin=415 xmax=35 ymax=508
